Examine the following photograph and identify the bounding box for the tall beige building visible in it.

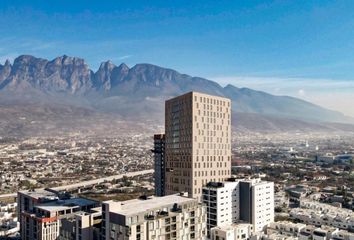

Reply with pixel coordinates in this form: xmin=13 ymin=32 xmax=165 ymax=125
xmin=165 ymin=91 xmax=232 ymax=199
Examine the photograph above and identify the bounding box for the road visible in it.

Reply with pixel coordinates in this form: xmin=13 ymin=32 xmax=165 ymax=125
xmin=0 ymin=169 xmax=154 ymax=199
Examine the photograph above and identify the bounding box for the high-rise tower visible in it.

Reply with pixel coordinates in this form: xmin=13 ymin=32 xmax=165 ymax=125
xmin=164 ymin=92 xmax=231 ymax=199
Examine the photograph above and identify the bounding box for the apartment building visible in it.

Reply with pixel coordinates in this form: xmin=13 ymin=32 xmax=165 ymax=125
xmin=202 ymin=181 xmax=240 ymax=231
xmin=253 ymin=221 xmax=354 ymax=240
xmin=298 ymin=225 xmax=354 ymax=240
xmin=59 ymin=207 xmax=102 ymax=240
xmin=165 ymin=91 xmax=232 ymax=199
xmin=153 ymin=134 xmax=166 ymax=196
xmin=266 ymin=221 xmax=306 ymax=238
xmin=240 ymin=179 xmax=274 ymax=233
xmin=202 ymin=178 xmax=274 ymax=234
xmin=290 ymin=200 xmax=354 ymax=231
xmin=101 ymin=193 xmax=207 ymax=240
xmin=17 ymin=189 xmax=99 ymax=240
xmin=210 ymin=223 xmax=253 ymax=240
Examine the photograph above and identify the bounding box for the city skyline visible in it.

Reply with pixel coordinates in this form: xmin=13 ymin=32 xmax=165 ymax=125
xmin=1 ymin=1 xmax=354 ymax=116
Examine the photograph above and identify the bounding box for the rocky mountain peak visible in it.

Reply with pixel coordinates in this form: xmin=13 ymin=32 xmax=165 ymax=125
xmin=0 ymin=59 xmax=12 ymax=83
xmin=52 ymin=55 xmax=87 ymax=66
xmin=4 ymin=59 xmax=11 ymax=67
xmin=117 ymin=63 xmax=129 ymax=71
xmin=99 ymin=60 xmax=116 ymax=71
xmin=127 ymin=63 xmax=180 ymax=87
xmin=13 ymin=55 xmax=46 ymax=66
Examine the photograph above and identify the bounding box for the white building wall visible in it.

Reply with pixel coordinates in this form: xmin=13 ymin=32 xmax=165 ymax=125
xmin=252 ymin=181 xmax=274 ymax=233
xmin=211 ymin=223 xmax=252 ymax=240
xmin=203 ymin=178 xmax=274 ymax=235
xmin=203 ymin=181 xmax=240 ymax=232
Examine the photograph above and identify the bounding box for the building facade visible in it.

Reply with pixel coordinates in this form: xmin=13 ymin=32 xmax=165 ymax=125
xmin=266 ymin=222 xmax=354 ymax=240
xmin=210 ymin=223 xmax=253 ymax=240
xmin=202 ymin=181 xmax=240 ymax=232
xmin=102 ymin=193 xmax=207 ymax=240
xmin=266 ymin=221 xmax=306 ymax=238
xmin=17 ymin=189 xmax=99 ymax=240
xmin=202 ymin=178 xmax=274 ymax=235
xmin=290 ymin=200 xmax=354 ymax=231
xmin=59 ymin=207 xmax=102 ymax=240
xmin=153 ymin=134 xmax=166 ymax=196
xmin=239 ymin=179 xmax=274 ymax=233
xmin=165 ymin=92 xmax=232 ymax=199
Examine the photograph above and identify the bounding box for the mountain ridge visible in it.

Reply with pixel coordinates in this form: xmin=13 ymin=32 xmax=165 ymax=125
xmin=0 ymin=54 xmax=353 ymax=126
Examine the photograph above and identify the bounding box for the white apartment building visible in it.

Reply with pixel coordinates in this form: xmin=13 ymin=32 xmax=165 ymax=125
xmin=264 ymin=221 xmax=354 ymax=240
xmin=210 ymin=223 xmax=253 ymax=240
xmin=290 ymin=200 xmax=354 ymax=231
xmin=298 ymin=225 xmax=354 ymax=240
xmin=102 ymin=193 xmax=207 ymax=240
xmin=202 ymin=181 xmax=240 ymax=231
xmin=202 ymin=178 xmax=274 ymax=234
xmin=244 ymin=179 xmax=274 ymax=233
xmin=260 ymin=234 xmax=297 ymax=240
xmin=331 ymin=230 xmax=354 ymax=240
xmin=266 ymin=221 xmax=306 ymax=238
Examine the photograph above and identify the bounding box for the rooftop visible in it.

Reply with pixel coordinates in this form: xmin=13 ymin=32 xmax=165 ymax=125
xmin=18 ymin=189 xmax=58 ymax=200
xmin=107 ymin=193 xmax=196 ymax=216
xmin=35 ymin=197 xmax=97 ymax=212
xmin=204 ymin=178 xmax=272 ymax=189
xmin=211 ymin=222 xmax=252 ymax=231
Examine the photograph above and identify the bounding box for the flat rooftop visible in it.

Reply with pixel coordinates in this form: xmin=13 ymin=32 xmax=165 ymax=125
xmin=109 ymin=194 xmax=196 ymax=216
xmin=35 ymin=197 xmax=97 ymax=212
xmin=19 ymin=189 xmax=58 ymax=200
xmin=211 ymin=222 xmax=252 ymax=231
xmin=204 ymin=178 xmax=272 ymax=189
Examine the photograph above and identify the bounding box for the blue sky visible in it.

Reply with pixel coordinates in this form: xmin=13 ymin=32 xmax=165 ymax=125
xmin=1 ymin=0 xmax=354 ymax=116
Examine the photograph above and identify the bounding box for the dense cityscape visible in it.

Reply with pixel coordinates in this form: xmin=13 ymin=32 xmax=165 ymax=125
xmin=0 ymin=92 xmax=353 ymax=240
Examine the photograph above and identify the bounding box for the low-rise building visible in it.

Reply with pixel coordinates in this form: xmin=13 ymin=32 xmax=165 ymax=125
xmin=210 ymin=223 xmax=253 ymax=240
xmin=263 ymin=221 xmax=354 ymax=240
xmin=290 ymin=200 xmax=354 ymax=231
xmin=266 ymin=221 xmax=306 ymax=238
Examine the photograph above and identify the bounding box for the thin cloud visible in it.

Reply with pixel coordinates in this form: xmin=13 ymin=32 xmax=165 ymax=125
xmin=117 ymin=55 xmax=133 ymax=60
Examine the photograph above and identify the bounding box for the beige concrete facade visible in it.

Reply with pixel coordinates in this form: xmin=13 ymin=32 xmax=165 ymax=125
xmin=165 ymin=92 xmax=231 ymax=199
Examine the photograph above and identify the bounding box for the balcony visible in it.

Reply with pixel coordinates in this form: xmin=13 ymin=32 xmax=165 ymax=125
xmin=171 ymin=204 xmax=182 ymax=213
xmin=158 ymin=211 xmax=169 ymax=217
xmin=145 ymin=214 xmax=156 ymax=220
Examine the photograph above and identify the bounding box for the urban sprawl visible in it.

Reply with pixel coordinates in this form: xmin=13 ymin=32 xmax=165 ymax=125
xmin=0 ymin=91 xmax=353 ymax=240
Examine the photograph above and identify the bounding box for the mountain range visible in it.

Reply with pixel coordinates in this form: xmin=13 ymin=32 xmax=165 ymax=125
xmin=0 ymin=55 xmax=353 ymax=137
